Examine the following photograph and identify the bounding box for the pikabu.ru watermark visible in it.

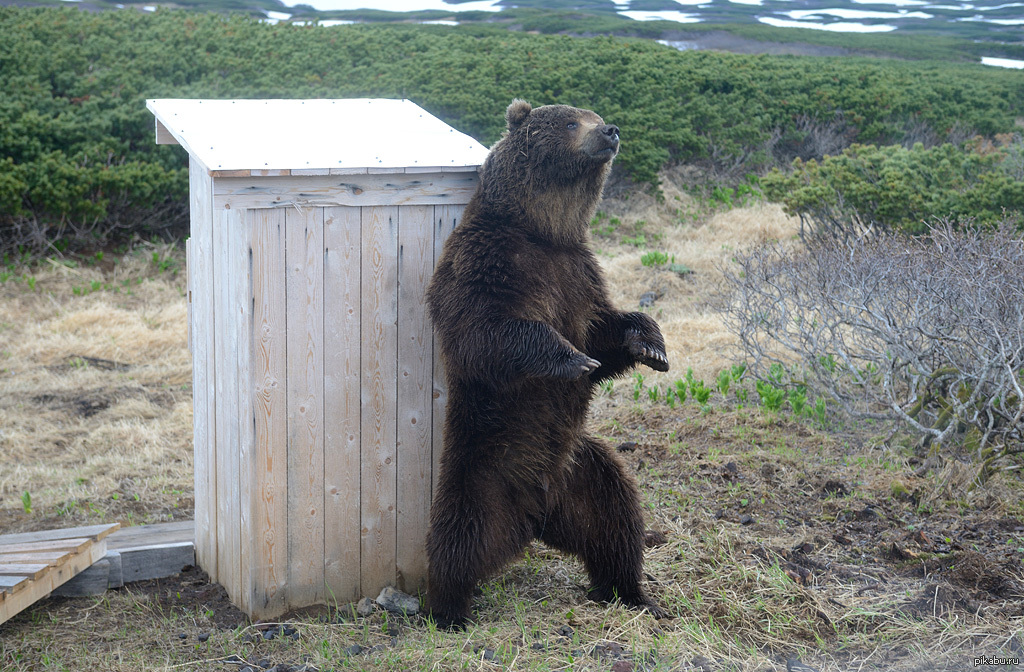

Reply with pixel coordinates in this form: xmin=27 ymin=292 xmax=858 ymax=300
xmin=974 ymin=656 xmax=1020 ymax=667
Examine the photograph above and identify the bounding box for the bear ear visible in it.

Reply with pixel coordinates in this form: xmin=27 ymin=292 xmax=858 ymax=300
xmin=505 ymin=99 xmax=532 ymax=132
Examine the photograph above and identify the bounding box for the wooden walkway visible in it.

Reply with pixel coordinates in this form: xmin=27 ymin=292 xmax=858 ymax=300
xmin=0 ymin=523 xmax=119 ymax=625
xmin=0 ymin=520 xmax=195 ymax=625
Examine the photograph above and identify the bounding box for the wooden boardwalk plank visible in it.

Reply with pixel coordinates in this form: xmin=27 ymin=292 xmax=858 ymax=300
xmin=0 ymin=524 xmax=119 ymax=546
xmin=0 ymin=538 xmax=92 ymax=555
xmin=0 ymin=564 xmax=49 ymax=580
xmin=0 ymin=523 xmax=117 ymax=624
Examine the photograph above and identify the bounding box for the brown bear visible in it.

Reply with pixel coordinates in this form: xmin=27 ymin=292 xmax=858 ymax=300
xmin=425 ymin=99 xmax=669 ymax=629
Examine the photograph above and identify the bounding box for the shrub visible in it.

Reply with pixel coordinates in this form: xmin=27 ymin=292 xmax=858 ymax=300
xmin=720 ymin=220 xmax=1024 ymax=484
xmin=761 ymin=140 xmax=1024 ymax=240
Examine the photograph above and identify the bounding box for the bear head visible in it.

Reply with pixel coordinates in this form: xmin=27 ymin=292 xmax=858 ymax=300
xmin=499 ymin=99 xmax=620 ymax=186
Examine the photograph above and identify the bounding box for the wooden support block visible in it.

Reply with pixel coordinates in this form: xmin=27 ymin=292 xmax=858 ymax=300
xmin=119 ymin=542 xmax=194 ymax=584
xmin=51 ymin=553 xmax=119 ymax=597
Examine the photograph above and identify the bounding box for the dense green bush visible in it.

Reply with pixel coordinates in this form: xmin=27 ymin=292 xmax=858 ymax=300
xmin=761 ymin=140 xmax=1024 ymax=237
xmin=2 ymin=7 xmax=1023 ymax=253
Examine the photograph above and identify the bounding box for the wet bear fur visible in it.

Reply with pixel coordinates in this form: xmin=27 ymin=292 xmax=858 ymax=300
xmin=425 ymin=100 xmax=670 ymax=629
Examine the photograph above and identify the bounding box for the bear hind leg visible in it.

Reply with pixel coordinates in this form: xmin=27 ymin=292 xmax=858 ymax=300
xmin=427 ymin=477 xmax=533 ymax=629
xmin=539 ymin=436 xmax=665 ymax=617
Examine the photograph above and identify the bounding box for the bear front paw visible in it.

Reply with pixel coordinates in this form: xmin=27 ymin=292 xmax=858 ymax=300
xmin=625 ymin=330 xmax=669 ymax=372
xmin=552 ymin=351 xmax=601 ymax=379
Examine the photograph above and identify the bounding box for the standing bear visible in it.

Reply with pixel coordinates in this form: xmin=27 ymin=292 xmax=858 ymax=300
xmin=425 ymin=99 xmax=670 ymax=629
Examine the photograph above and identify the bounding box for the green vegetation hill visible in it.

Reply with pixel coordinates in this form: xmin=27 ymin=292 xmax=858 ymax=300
xmin=1 ymin=7 xmax=1023 ymax=252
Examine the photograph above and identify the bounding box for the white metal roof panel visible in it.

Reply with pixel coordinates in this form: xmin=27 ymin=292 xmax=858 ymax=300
xmin=146 ymin=98 xmax=490 ymax=172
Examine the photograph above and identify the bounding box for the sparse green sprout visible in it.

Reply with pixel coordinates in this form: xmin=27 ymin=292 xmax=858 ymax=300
xmin=731 ymin=363 xmax=747 ymax=381
xmin=674 ymin=379 xmax=687 ymax=403
xmin=756 ymin=380 xmax=786 ymax=411
xmin=600 ymin=379 xmax=613 ymax=395
xmin=21 ymin=490 xmax=31 ymax=514
xmin=811 ymin=398 xmax=828 ymax=425
xmin=633 ymin=372 xmax=644 ymax=401
xmin=640 ymin=251 xmax=670 ymax=267
xmin=716 ymin=369 xmax=731 ymax=398
xmin=788 ymin=388 xmax=808 ymax=415
xmin=666 ymin=387 xmax=676 ymax=409
xmin=26 ymin=276 xmax=36 ymax=291
xmin=622 ymin=234 xmax=647 ymax=247
xmin=648 ymin=386 xmax=659 ymax=402
xmin=692 ymin=379 xmax=712 ymax=405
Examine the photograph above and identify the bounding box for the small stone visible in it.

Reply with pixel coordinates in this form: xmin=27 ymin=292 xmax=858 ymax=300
xmin=375 ymin=586 xmax=420 ymax=615
xmin=482 ymin=648 xmax=496 ymax=661
xmin=178 ymin=632 xmax=187 ymax=639
xmin=283 ymin=625 xmax=297 ymax=636
xmin=344 ymin=644 xmax=363 ymax=656
xmin=257 ymin=659 xmax=272 ymax=669
xmin=611 ymin=661 xmax=634 ymax=672
xmin=616 ymin=441 xmax=638 ymax=453
xmin=740 ymin=514 xmax=754 ymax=525
xmin=531 ymin=642 xmax=546 ymax=651
xmin=290 ymin=631 xmax=300 ymax=641
xmin=714 ymin=509 xmax=725 ymax=519
xmin=356 ymin=597 xmax=376 ymax=617
xmin=639 ymin=292 xmax=658 ymax=308
xmin=558 ymin=625 xmax=574 ymax=638
xmin=262 ymin=629 xmax=277 ymax=641
xmin=197 ymin=632 xmax=210 ymax=642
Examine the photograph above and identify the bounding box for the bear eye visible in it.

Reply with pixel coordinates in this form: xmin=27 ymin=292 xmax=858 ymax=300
xmin=567 ymin=122 xmax=578 ymax=130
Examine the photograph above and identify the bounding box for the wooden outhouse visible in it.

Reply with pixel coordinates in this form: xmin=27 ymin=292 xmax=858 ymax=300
xmin=147 ymin=99 xmax=488 ymax=618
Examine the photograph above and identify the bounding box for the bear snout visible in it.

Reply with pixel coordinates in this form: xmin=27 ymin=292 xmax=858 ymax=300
xmin=601 ymin=124 xmax=620 ymax=141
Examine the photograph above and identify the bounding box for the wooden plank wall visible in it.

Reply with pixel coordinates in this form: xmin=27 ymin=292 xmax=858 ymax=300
xmin=192 ymin=199 xmax=466 ymax=618
xmin=188 ymin=158 xmax=216 ymax=578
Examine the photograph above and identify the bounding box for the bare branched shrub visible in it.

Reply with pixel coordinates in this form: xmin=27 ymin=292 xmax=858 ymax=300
xmin=719 ymin=220 xmax=1024 ymax=484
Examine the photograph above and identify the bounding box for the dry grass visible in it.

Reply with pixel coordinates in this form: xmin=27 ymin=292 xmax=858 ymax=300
xmin=0 ymin=243 xmax=193 ymax=530
xmin=2 ymin=184 xmax=1024 ymax=671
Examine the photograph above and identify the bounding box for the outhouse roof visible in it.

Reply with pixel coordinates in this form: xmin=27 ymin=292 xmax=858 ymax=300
xmin=146 ymin=98 xmax=490 ymax=174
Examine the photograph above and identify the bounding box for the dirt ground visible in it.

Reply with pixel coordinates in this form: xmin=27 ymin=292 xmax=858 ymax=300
xmin=2 ymin=191 xmax=1023 ymax=671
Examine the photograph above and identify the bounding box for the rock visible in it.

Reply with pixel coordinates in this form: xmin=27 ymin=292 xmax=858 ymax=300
xmin=343 ymin=644 xmax=363 ymax=656
xmin=531 ymin=642 xmax=546 ymax=651
xmin=197 ymin=632 xmax=210 ymax=642
xmin=639 ymin=292 xmax=659 ymax=308
xmin=283 ymin=625 xmax=297 ymax=636
xmin=786 ymin=658 xmax=821 ymax=672
xmin=482 ymin=648 xmax=496 ymax=661
xmin=178 ymin=632 xmax=187 ymax=639
xmin=616 ymin=441 xmax=638 ymax=453
xmin=611 ymin=661 xmax=634 ymax=672
xmin=375 ymin=586 xmax=420 ymax=615
xmin=356 ymin=597 xmax=376 ymax=617
xmin=557 ymin=624 xmax=574 ymax=638
xmin=261 ymin=629 xmax=276 ymax=641
xmin=740 ymin=514 xmax=754 ymax=525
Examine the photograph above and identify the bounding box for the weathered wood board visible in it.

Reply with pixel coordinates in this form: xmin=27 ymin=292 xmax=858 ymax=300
xmin=0 ymin=523 xmax=119 ymax=624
